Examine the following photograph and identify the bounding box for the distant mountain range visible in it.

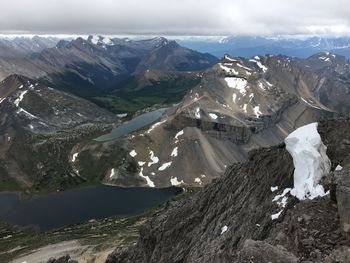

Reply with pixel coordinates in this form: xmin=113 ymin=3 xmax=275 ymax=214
xmin=178 ymin=36 xmax=350 ymax=58
xmin=0 ymin=35 xmax=218 ymax=97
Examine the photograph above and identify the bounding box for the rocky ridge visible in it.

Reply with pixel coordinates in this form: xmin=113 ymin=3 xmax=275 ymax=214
xmin=106 ymin=118 xmax=350 ymax=263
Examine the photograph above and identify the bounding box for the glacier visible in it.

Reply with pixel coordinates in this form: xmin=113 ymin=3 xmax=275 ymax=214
xmin=285 ymin=122 xmax=331 ymax=200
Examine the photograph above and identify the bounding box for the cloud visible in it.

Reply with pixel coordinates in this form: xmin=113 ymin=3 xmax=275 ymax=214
xmin=0 ymin=0 xmax=349 ymax=36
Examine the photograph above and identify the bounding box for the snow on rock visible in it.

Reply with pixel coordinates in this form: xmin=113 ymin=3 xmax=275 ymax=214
xmin=224 ymin=55 xmax=237 ymax=62
xmin=271 ymin=210 xmax=283 ymax=220
xmin=139 ymin=167 xmax=155 ymax=187
xmin=129 ymin=150 xmax=137 ymax=157
xmin=72 ymin=152 xmax=79 ymax=162
xmin=219 ymin=63 xmax=238 ymax=75
xmin=236 ymin=63 xmax=252 ymax=71
xmin=91 ymin=35 xmax=99 ymax=45
xmin=253 ymin=106 xmax=262 ymax=117
xmin=171 ymin=147 xmax=178 ymax=157
xmin=16 ymin=108 xmax=38 ymax=119
xmin=220 ymin=225 xmax=228 ymax=235
xmin=170 ymin=176 xmax=184 ymax=186
xmin=116 ymin=113 xmax=127 ymax=118
xmin=335 ymin=165 xmax=343 ymax=171
xmin=209 ymin=113 xmax=218 ymax=120
xmin=272 ymin=188 xmax=292 ymax=208
xmin=175 ymin=130 xmax=184 ymax=143
xmin=158 ymin=162 xmax=172 ymax=171
xmin=109 ymin=168 xmax=115 ymax=178
xmin=138 ymin=161 xmax=146 ymax=166
xmin=194 ymin=177 xmax=202 ymax=185
xmin=271 ymin=186 xmax=278 ymax=192
xmin=224 ymin=77 xmax=248 ymax=95
xmin=285 ymin=122 xmax=331 ymax=200
xmin=147 ymin=120 xmax=166 ymax=134
xmin=14 ymin=90 xmax=28 ymax=107
xmin=148 ymin=150 xmax=159 ymax=167
xmin=194 ymin=107 xmax=201 ymax=119
xmin=242 ymin=104 xmax=248 ymax=113
xmin=0 ymin=98 xmax=5 ymax=104
xmin=249 ymin=59 xmax=268 ymax=72
xmin=232 ymin=93 xmax=237 ymax=103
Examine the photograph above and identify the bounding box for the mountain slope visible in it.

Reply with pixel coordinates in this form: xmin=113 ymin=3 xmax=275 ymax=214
xmin=101 ymin=54 xmax=342 ymax=188
xmin=106 ymin=118 xmax=350 ymax=263
xmin=0 ymin=36 xmax=218 ymax=98
xmin=0 ymin=74 xmax=117 ymax=192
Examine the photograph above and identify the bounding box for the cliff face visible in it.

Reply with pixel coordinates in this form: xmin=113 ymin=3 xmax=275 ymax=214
xmin=106 ymin=118 xmax=350 ymax=263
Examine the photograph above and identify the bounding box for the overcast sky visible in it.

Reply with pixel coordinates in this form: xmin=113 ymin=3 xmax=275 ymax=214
xmin=0 ymin=0 xmax=349 ymax=36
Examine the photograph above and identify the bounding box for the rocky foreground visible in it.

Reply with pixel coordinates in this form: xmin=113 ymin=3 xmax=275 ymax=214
xmin=99 ymin=118 xmax=350 ymax=263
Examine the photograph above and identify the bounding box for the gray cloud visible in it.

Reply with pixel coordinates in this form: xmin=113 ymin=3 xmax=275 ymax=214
xmin=0 ymin=0 xmax=349 ymax=36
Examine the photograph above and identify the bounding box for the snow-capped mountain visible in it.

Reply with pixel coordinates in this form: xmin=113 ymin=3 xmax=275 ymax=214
xmin=100 ymin=53 xmax=349 ymax=188
xmin=0 ymin=36 xmax=218 ymax=95
xmin=178 ymin=36 xmax=350 ymax=58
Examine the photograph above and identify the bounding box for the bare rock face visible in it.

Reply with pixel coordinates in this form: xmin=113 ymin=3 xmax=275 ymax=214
xmin=237 ymin=239 xmax=297 ymax=263
xmin=106 ymin=118 xmax=350 ymax=263
xmin=335 ymin=159 xmax=350 ymax=238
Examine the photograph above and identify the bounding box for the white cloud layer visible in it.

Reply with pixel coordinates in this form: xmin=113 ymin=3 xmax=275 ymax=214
xmin=0 ymin=0 xmax=349 ymax=36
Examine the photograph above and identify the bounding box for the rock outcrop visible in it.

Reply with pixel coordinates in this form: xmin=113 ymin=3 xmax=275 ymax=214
xmin=106 ymin=118 xmax=350 ymax=263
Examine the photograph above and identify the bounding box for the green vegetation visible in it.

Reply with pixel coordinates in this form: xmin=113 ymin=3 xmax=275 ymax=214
xmin=92 ymin=73 xmax=200 ymax=114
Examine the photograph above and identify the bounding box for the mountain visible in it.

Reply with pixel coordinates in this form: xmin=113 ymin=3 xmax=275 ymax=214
xmin=91 ymin=53 xmax=349 ymax=189
xmin=178 ymin=36 xmax=350 ymax=58
xmin=0 ymin=36 xmax=59 ymax=58
xmin=0 ymin=36 xmax=218 ymax=98
xmin=106 ymin=118 xmax=350 ymax=262
xmin=0 ymin=74 xmax=117 ymax=192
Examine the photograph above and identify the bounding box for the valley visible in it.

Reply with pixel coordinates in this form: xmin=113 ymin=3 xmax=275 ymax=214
xmin=0 ymin=34 xmax=350 ymax=263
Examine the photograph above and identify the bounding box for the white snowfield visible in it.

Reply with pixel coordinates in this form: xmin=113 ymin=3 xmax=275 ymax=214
xmin=224 ymin=77 xmax=248 ymax=95
xmin=285 ymin=122 xmax=331 ymax=200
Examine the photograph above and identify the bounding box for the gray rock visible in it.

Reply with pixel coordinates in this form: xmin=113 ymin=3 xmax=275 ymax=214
xmin=237 ymin=239 xmax=298 ymax=263
xmin=335 ymin=161 xmax=350 ymax=238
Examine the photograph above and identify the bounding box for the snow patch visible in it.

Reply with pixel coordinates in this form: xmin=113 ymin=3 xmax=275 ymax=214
xmin=170 ymin=176 xmax=184 ymax=186
xmin=209 ymin=113 xmax=218 ymax=119
xmin=72 ymin=152 xmax=79 ymax=162
xmin=175 ymin=130 xmax=184 ymax=143
xmin=271 ymin=186 xmax=278 ymax=192
xmin=158 ymin=162 xmax=172 ymax=171
xmin=271 ymin=210 xmax=283 ymax=220
xmin=194 ymin=107 xmax=201 ymax=119
xmin=129 ymin=150 xmax=137 ymax=157
xmin=285 ymin=123 xmax=331 ymax=200
xmin=139 ymin=167 xmax=155 ymax=187
xmin=335 ymin=165 xmax=343 ymax=171
xmin=147 ymin=120 xmax=166 ymax=133
xmin=194 ymin=177 xmax=202 ymax=185
xmin=109 ymin=168 xmax=115 ymax=178
xmin=249 ymin=59 xmax=268 ymax=72
xmin=220 ymin=225 xmax=228 ymax=235
xmin=224 ymin=77 xmax=248 ymax=95
xmin=219 ymin=63 xmax=238 ymax=75
xmin=14 ymin=90 xmax=28 ymax=107
xmin=171 ymin=147 xmax=178 ymax=157
xmin=138 ymin=161 xmax=146 ymax=166
xmin=148 ymin=150 xmax=159 ymax=167
xmin=253 ymin=106 xmax=262 ymax=117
